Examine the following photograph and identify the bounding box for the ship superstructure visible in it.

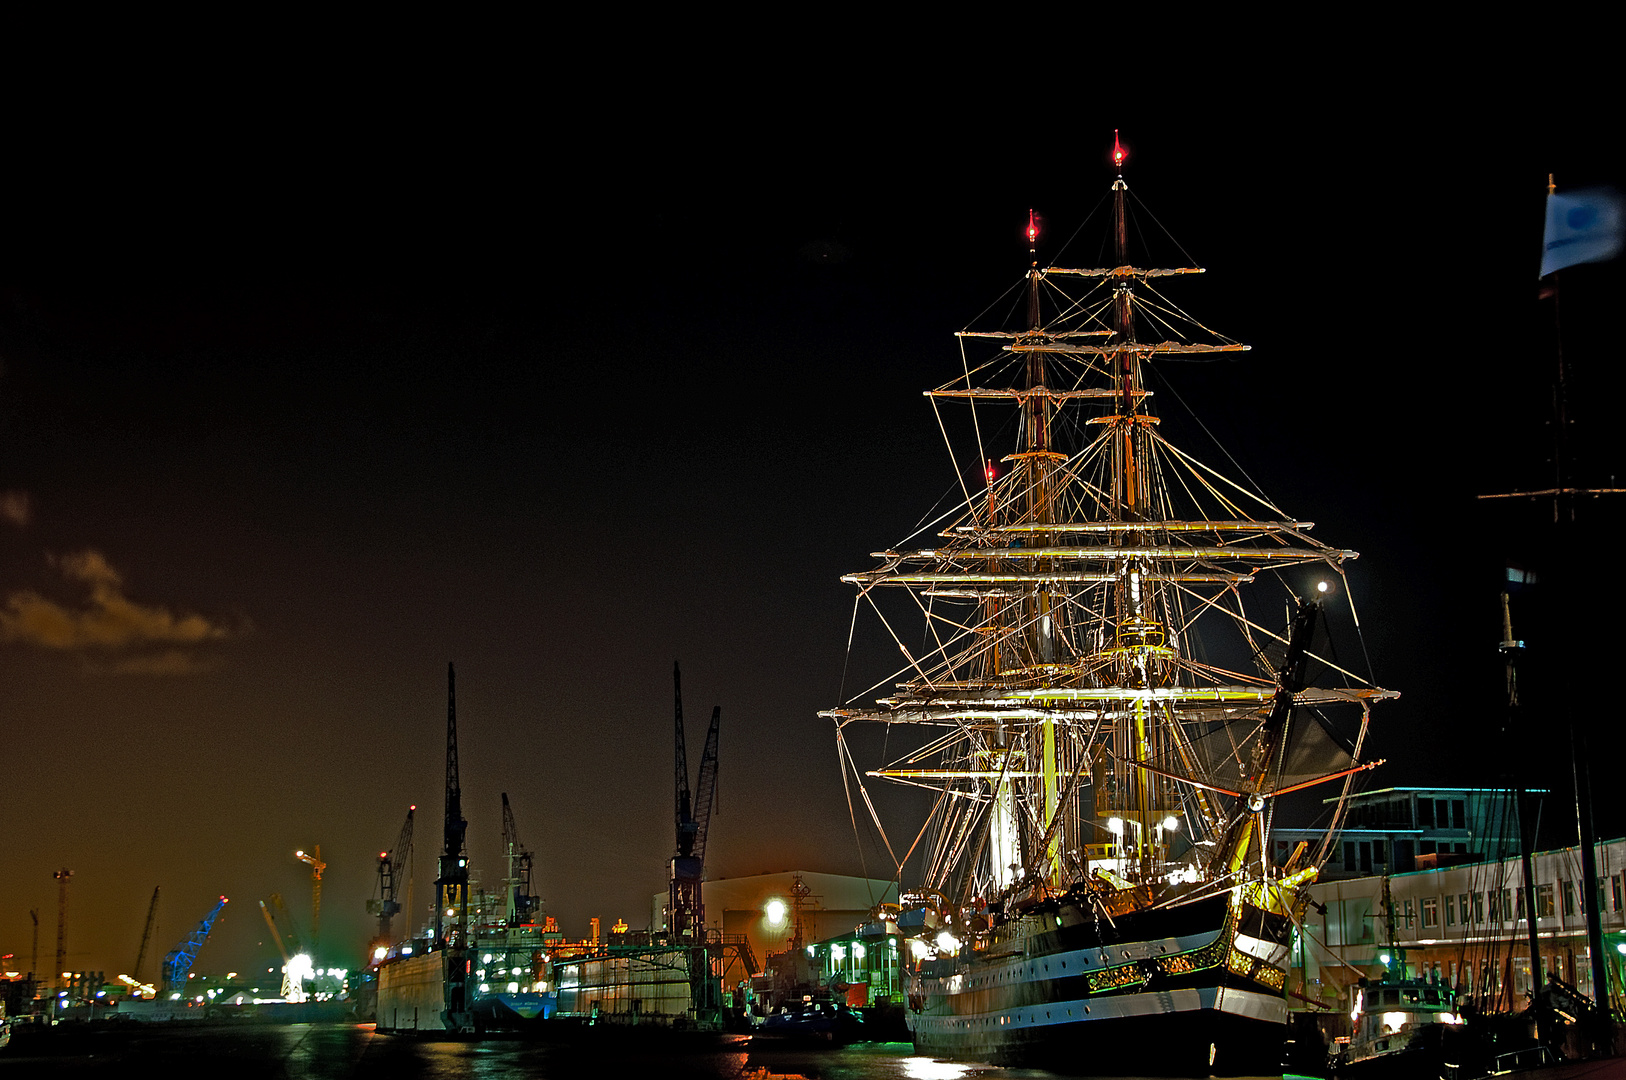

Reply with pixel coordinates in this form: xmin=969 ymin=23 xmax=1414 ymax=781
xmin=823 ymin=136 xmax=1394 ymax=1075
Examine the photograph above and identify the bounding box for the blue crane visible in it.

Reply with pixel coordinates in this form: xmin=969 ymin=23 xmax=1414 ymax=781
xmin=160 ymin=896 xmax=228 ymax=995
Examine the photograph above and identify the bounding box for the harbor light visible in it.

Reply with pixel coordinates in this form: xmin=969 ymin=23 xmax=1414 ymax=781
xmin=764 ymin=898 xmax=788 ymax=927
xmin=1162 ymin=816 xmax=1179 ymax=832
xmin=936 ymin=931 xmax=961 ymax=954
xmin=1106 ymin=817 xmax=1124 ymax=836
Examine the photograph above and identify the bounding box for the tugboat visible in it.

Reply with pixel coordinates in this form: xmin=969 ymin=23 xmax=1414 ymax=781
xmin=1331 ymin=970 xmax=1464 ymax=1077
xmin=823 ymin=133 xmax=1394 ymax=1076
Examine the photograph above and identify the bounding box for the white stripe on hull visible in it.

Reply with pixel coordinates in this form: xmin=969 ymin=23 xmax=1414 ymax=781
xmin=909 ymin=984 xmax=1286 ymax=1037
xmin=1233 ymin=931 xmax=1289 ymax=967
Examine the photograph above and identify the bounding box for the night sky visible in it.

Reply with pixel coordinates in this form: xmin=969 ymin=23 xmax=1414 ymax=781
xmin=2 ymin=60 xmax=1622 ymax=985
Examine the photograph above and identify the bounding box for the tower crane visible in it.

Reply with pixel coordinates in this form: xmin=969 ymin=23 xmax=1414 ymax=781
xmin=501 ymin=793 xmax=539 ymax=926
xmin=367 ymin=805 xmax=416 ymax=961
xmin=160 ymin=896 xmax=227 ymax=995
xmin=295 ymin=846 xmax=326 ymax=952
xmin=668 ymin=662 xmax=719 ymax=943
xmin=53 ymin=868 xmax=72 ymax=991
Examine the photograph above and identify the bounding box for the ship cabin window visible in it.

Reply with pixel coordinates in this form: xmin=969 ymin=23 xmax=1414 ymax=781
xmin=1360 ymin=842 xmax=1373 ymax=873
xmin=1452 ymin=801 xmax=1466 ymax=828
xmin=1373 ymin=840 xmax=1388 ymax=865
xmin=1436 ymin=799 xmax=1451 ymax=828
xmin=1420 ymin=840 xmax=1437 ymax=856
xmin=1422 ymin=897 xmax=1439 ymax=929
xmin=1344 ymin=842 xmax=1357 ymax=872
xmin=1537 ymin=883 xmax=1555 ymax=918
xmin=1417 ymin=799 xmax=1435 ymax=828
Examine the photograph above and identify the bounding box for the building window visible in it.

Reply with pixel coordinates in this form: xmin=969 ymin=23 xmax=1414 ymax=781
xmin=1537 ymin=883 xmax=1555 ymax=918
xmin=1474 ymin=892 xmax=1485 ymax=924
xmin=1488 ymin=890 xmax=1501 ymax=922
xmin=1503 ymin=888 xmax=1514 ymax=924
xmin=1422 ymin=897 xmax=1439 ymax=929
xmin=1445 ymin=897 xmax=1457 ymax=927
xmin=1563 ymin=881 xmax=1576 ymax=918
xmin=1402 ymin=898 xmax=1415 ymax=928
xmin=1613 ymin=875 xmax=1622 ymax=913
xmin=1460 ymin=894 xmax=1471 ymax=925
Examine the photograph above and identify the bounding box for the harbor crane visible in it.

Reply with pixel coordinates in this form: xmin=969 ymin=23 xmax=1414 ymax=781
xmin=431 ymin=661 xmax=470 ymax=1029
xmin=668 ymin=661 xmax=719 ymax=943
xmin=295 ymin=845 xmax=326 ymax=951
xmin=433 ymin=662 xmax=469 ymax=951
xmin=160 ymin=896 xmax=227 ymax=995
xmin=501 ymin=793 xmax=540 ymax=926
xmin=367 ymin=804 xmax=416 ymax=961
xmin=258 ymin=900 xmax=305 ymax=1002
xmin=132 ymin=886 xmax=160 ymax=985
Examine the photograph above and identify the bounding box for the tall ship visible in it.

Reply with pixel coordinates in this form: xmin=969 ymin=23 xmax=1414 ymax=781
xmin=822 ymin=136 xmax=1394 ymax=1076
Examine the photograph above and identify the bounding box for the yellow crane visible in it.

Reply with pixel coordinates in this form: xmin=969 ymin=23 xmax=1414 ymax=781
xmin=295 ymin=847 xmax=326 ymax=952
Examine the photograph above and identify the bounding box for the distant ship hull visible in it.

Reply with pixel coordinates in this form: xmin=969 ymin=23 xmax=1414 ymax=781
xmin=907 ymin=892 xmax=1293 ymax=1076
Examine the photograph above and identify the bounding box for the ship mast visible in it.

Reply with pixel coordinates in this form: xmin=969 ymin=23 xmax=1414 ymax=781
xmin=1103 ymin=133 xmax=1162 ymax=882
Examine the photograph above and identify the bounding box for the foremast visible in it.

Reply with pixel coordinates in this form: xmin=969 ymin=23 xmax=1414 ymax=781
xmin=825 ymin=138 xmax=1391 ymax=917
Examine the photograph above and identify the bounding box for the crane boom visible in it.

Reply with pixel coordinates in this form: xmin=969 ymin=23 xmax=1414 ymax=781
xmin=132 ymin=886 xmax=160 ymax=984
xmin=691 ymin=706 xmax=720 ymax=865
xmin=668 ymin=663 xmax=722 ymax=942
xmin=160 ymin=896 xmax=227 ymax=994
xmin=501 ymin=793 xmax=539 ymax=925
xmin=369 ymin=805 xmax=415 ymax=947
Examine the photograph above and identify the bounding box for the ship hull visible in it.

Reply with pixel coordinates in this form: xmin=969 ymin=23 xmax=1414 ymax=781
xmin=907 ymin=892 xmax=1293 ymax=1076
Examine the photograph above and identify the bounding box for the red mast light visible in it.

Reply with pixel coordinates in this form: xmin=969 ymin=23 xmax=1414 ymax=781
xmin=1027 ymin=209 xmax=1039 ymax=244
xmin=1113 ymin=129 xmax=1126 ymax=168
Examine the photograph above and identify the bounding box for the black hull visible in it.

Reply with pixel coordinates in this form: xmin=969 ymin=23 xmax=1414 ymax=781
xmin=908 ymin=891 xmax=1294 ymax=1076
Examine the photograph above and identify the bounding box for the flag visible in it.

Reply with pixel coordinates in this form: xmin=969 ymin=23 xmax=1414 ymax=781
xmin=1541 ymin=187 xmax=1624 ymax=277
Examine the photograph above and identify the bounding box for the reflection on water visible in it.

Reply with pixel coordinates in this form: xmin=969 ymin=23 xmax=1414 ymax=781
xmin=0 ymin=1023 xmax=1281 ymax=1079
